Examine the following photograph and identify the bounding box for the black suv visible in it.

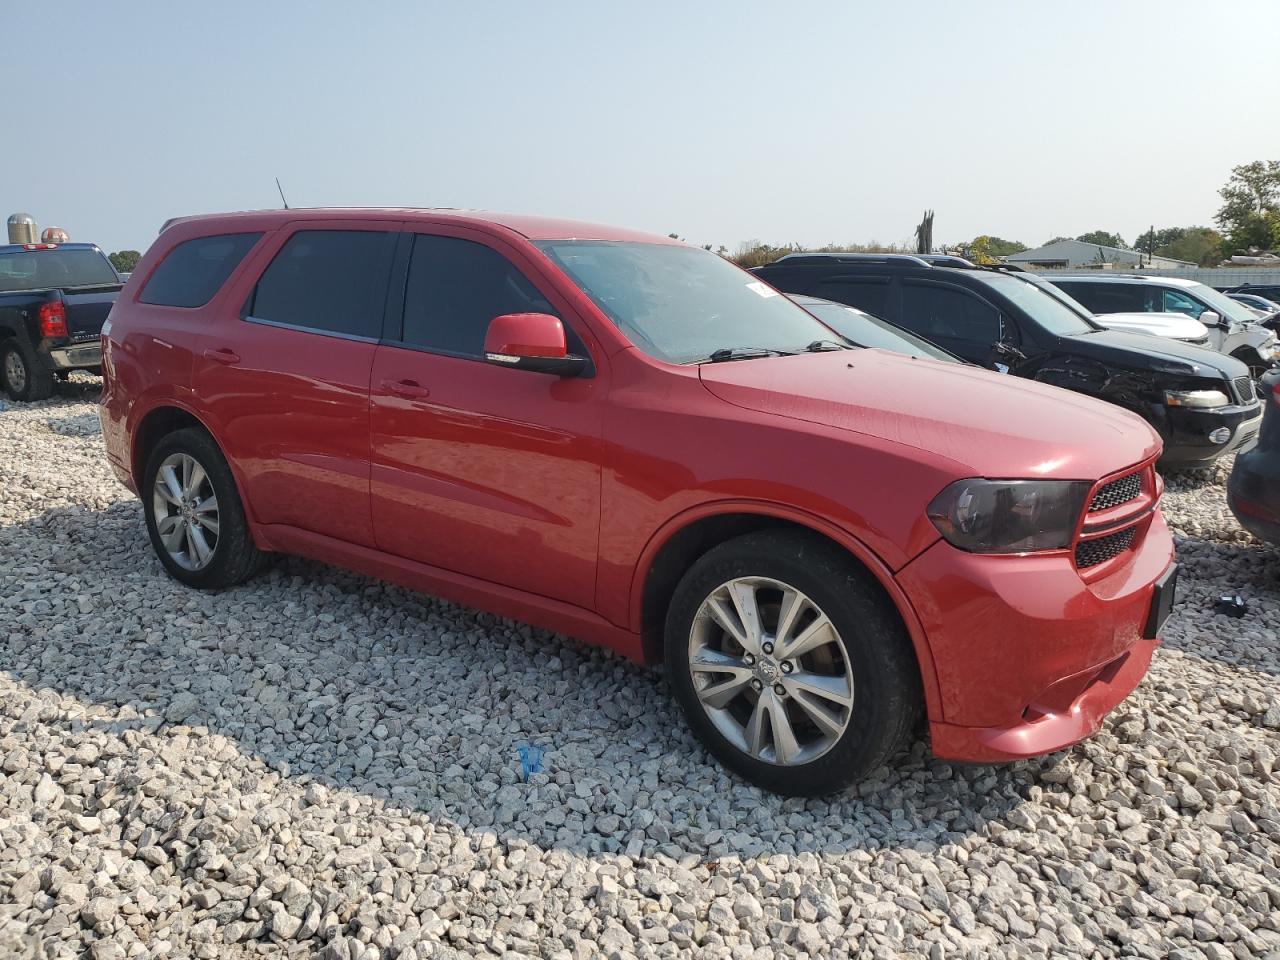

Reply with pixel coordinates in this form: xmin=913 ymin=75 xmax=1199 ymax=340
xmin=753 ymin=254 xmax=1262 ymax=467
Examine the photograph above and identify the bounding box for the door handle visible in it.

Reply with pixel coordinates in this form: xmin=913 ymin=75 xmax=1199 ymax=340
xmin=381 ymin=378 xmax=431 ymax=400
xmin=202 ymin=347 xmax=241 ymax=365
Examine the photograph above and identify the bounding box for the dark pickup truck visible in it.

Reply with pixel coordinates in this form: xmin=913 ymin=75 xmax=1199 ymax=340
xmin=0 ymin=242 xmax=123 ymax=400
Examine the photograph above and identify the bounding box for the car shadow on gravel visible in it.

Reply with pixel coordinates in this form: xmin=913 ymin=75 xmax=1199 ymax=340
xmin=2 ymin=500 xmax=1094 ymax=862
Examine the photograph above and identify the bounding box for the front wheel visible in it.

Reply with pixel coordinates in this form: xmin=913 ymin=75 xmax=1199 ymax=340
xmin=1 ymin=340 xmax=54 ymax=401
xmin=664 ymin=531 xmax=921 ymax=796
xmin=1231 ymin=349 xmax=1270 ymax=383
xmin=142 ymin=427 xmax=264 ymax=589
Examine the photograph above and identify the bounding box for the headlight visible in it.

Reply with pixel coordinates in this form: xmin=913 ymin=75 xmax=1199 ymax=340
xmin=927 ymin=479 xmax=1091 ymax=554
xmin=1164 ymin=389 xmax=1229 ymax=408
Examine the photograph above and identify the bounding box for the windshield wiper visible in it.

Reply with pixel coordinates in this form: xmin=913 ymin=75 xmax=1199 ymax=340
xmin=700 ymin=347 xmax=796 ymax=363
xmin=804 ymin=339 xmax=850 ymax=352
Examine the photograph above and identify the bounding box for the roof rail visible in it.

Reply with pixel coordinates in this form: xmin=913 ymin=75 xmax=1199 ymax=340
xmin=774 ymin=252 xmax=934 ymax=267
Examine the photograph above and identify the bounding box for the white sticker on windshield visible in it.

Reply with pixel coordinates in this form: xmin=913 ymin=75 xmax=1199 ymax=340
xmin=746 ymin=281 xmax=779 ymax=298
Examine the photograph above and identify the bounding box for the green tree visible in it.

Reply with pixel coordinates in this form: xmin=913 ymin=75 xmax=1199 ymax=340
xmin=108 ymin=250 xmax=141 ymax=274
xmin=1132 ymin=227 xmax=1186 ymax=253
xmin=1075 ymin=231 xmax=1127 ymax=249
xmin=1158 ymin=227 xmax=1223 ymax=267
xmin=1215 ymin=160 xmax=1280 ymax=252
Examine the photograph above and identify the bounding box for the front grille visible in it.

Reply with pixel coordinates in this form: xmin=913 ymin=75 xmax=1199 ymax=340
xmin=1090 ymin=472 xmax=1142 ymax=512
xmin=1076 ymin=528 xmax=1135 ymax=568
xmin=1232 ymin=377 xmax=1256 ymax=404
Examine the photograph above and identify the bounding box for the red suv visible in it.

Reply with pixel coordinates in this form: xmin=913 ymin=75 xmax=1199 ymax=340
xmin=100 ymin=209 xmax=1177 ymax=796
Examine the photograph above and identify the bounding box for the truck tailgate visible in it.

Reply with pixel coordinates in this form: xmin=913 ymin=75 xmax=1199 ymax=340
xmin=63 ymin=286 xmax=122 ymax=340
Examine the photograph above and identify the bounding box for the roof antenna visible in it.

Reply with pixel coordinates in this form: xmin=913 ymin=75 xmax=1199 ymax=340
xmin=275 ymin=177 xmax=290 ymax=210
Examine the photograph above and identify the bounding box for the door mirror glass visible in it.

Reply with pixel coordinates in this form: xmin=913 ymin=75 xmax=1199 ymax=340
xmin=484 ymin=313 xmax=588 ymax=376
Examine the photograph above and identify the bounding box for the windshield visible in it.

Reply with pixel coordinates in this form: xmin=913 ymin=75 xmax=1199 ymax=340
xmin=970 ymin=272 xmax=1096 ymax=336
xmin=1185 ymin=282 xmax=1262 ymax=326
xmin=535 ymin=241 xmax=836 ymax=363
xmin=800 ymin=299 xmax=958 ymax=362
xmin=0 ymin=248 xmax=119 ymax=292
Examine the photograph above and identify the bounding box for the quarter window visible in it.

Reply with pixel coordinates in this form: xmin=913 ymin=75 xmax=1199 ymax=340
xmin=400 ymin=235 xmax=558 ymax=357
xmin=139 ymin=233 xmax=261 ymax=308
xmin=247 ymin=230 xmax=396 ymax=339
xmin=901 ymin=283 xmax=1000 ymax=343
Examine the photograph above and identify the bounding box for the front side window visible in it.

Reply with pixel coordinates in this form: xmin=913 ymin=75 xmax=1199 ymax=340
xmin=1162 ymin=288 xmax=1206 ymax=318
xmin=247 ymin=230 xmax=396 ymax=339
xmin=812 ymin=278 xmax=890 ymax=319
xmin=536 ymin=241 xmax=835 ymax=363
xmin=901 ymin=283 xmax=1000 ymax=343
xmin=400 ymin=235 xmax=557 ymax=357
xmin=140 ymin=233 xmax=261 ymax=308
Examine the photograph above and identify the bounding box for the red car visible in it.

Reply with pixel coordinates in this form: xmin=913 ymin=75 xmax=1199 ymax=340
xmin=100 ymin=209 xmax=1177 ymax=796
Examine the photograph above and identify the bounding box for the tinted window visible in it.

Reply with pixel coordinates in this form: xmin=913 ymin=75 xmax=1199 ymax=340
xmin=901 ymin=283 xmax=1000 ymax=343
xmin=812 ymin=278 xmax=890 ymax=318
xmin=248 ymin=230 xmax=395 ymax=338
xmin=0 ymin=248 xmax=120 ymax=292
xmin=970 ymin=274 xmax=1094 ymax=336
xmin=139 ymin=233 xmax=261 ymax=308
xmin=401 ymin=235 xmax=557 ymax=356
xmin=1054 ymin=281 xmax=1143 ymax=314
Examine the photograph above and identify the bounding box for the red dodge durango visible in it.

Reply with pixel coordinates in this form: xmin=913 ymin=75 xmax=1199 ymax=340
xmin=99 ymin=209 xmax=1177 ymax=796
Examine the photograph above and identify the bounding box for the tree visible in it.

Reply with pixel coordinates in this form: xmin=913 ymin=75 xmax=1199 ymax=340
xmin=1132 ymin=227 xmax=1186 ymax=253
xmin=1075 ymin=231 xmax=1127 ymax=249
xmin=1215 ymin=160 xmax=1280 ymax=253
xmin=981 ymin=236 xmax=1027 ymax=258
xmin=108 ymin=250 xmax=141 ymax=273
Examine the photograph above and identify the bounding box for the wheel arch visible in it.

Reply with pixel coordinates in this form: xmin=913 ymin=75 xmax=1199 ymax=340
xmin=130 ymin=402 xmax=264 ymax=545
xmin=631 ymin=501 xmax=942 ymax=720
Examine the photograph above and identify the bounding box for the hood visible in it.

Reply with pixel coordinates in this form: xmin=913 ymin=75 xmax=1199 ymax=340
xmin=1068 ymin=329 xmax=1250 ymax=378
xmin=1093 ymin=311 xmax=1208 ymax=343
xmin=698 ymin=349 xmax=1160 ymax=480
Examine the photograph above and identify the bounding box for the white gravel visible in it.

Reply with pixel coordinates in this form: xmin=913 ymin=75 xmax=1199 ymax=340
xmin=2 ymin=380 xmax=1279 ymax=959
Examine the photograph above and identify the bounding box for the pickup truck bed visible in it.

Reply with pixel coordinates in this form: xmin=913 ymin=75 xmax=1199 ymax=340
xmin=0 ymin=242 xmax=123 ymax=401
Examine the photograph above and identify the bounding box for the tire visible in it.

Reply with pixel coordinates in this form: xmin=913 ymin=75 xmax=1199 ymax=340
xmin=1 ymin=339 xmax=54 ymax=401
xmin=1231 ymin=349 xmax=1269 ymax=382
xmin=142 ymin=427 xmax=264 ymax=589
xmin=664 ymin=530 xmax=921 ymax=796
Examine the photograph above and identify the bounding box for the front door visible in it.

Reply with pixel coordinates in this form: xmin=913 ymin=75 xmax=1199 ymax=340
xmin=369 ymin=228 xmax=604 ymax=609
xmin=194 ymin=222 xmax=398 ymax=548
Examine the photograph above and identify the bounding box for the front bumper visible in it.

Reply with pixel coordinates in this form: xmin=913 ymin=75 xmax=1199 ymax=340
xmin=1159 ymin=402 xmax=1262 ymax=467
xmin=46 ymin=341 xmax=103 ymax=371
xmin=896 ymin=510 xmax=1174 ymax=763
xmin=1228 ymin=442 xmax=1280 ymax=545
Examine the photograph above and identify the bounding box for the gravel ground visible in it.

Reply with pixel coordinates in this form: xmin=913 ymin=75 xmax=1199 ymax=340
xmin=1 ymin=380 xmax=1278 ymax=960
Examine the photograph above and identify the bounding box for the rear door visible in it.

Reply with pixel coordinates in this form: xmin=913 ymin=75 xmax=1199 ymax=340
xmin=368 ymin=226 xmax=604 ymax=609
xmin=898 ymin=280 xmax=1006 ymax=365
xmin=193 ymin=220 xmax=397 ymax=548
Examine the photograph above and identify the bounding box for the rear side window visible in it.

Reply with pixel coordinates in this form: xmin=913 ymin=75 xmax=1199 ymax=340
xmin=400 ymin=235 xmax=558 ymax=357
xmin=901 ymin=283 xmax=1000 ymax=343
xmin=812 ymin=278 xmax=890 ymax=319
xmin=140 ymin=233 xmax=261 ymax=308
xmin=247 ymin=230 xmax=396 ymax=339
xmin=1055 ymin=281 xmax=1144 ymax=314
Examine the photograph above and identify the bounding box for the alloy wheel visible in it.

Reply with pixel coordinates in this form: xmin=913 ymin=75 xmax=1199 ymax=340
xmin=152 ymin=452 xmax=220 ymax=571
xmin=687 ymin=576 xmax=854 ymax=765
xmin=4 ymin=349 xmax=27 ymax=395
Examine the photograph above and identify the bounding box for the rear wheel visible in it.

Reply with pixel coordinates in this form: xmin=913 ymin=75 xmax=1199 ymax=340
xmin=142 ymin=427 xmax=264 ymax=589
xmin=664 ymin=531 xmax=921 ymax=796
xmin=1 ymin=340 xmax=53 ymax=401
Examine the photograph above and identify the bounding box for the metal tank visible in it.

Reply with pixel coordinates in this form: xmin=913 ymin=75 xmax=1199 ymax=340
xmin=7 ymin=213 xmax=38 ymax=244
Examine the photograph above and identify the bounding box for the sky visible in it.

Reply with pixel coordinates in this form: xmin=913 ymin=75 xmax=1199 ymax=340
xmin=7 ymin=1 xmax=1280 ymax=255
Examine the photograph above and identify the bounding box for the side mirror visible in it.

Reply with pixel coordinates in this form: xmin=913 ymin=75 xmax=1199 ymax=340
xmin=483 ymin=313 xmax=589 ymax=376
xmin=1199 ymin=310 xmax=1222 ymax=327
